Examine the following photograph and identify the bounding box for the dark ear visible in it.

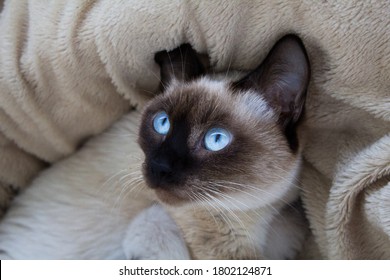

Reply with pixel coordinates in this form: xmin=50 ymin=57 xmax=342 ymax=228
xmin=232 ymin=35 xmax=310 ymax=150
xmin=154 ymin=44 xmax=206 ymax=91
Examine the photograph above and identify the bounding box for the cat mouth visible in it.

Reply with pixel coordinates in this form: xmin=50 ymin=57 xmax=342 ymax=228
xmin=153 ymin=187 xmax=191 ymax=206
xmin=142 ymin=162 xmax=191 ymax=205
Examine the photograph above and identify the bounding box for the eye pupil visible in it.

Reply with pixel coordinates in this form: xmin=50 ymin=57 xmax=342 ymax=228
xmin=215 ymin=134 xmax=221 ymax=142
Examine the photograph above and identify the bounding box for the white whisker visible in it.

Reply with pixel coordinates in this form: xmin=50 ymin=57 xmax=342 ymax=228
xmin=224 ymin=53 xmax=234 ymax=81
xmin=213 ymin=180 xmax=296 ymax=210
xmin=191 ymin=188 xmax=222 ymax=230
xmin=209 ymin=181 xmax=291 ymax=243
xmin=110 ymin=175 xmax=143 ymax=211
xmin=117 ymin=179 xmax=145 ymax=210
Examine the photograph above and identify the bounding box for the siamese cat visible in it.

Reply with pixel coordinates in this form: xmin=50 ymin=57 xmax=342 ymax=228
xmin=0 ymin=35 xmax=310 ymax=259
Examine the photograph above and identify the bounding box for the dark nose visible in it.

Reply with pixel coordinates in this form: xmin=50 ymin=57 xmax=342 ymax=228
xmin=150 ymin=157 xmax=173 ymax=181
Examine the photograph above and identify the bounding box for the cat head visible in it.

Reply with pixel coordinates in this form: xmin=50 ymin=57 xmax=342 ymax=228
xmin=139 ymin=35 xmax=310 ymax=209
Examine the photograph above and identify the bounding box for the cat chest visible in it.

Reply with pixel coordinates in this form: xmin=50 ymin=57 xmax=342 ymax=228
xmin=170 ymin=208 xmax=270 ymax=259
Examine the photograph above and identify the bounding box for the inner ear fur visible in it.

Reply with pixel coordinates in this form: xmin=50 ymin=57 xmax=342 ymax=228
xmin=232 ymin=34 xmax=310 ymax=150
xmin=154 ymin=44 xmax=207 ymax=91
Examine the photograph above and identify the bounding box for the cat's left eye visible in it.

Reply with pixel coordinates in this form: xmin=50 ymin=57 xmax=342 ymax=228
xmin=204 ymin=128 xmax=232 ymax=151
xmin=153 ymin=111 xmax=170 ymax=135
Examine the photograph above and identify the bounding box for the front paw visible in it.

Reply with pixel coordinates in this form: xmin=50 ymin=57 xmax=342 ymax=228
xmin=123 ymin=204 xmax=190 ymax=260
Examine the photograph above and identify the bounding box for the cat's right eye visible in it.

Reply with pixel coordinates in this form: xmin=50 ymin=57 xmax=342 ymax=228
xmin=204 ymin=128 xmax=232 ymax=151
xmin=153 ymin=111 xmax=170 ymax=135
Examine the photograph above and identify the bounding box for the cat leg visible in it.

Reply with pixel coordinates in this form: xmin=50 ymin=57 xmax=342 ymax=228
xmin=262 ymin=201 xmax=309 ymax=259
xmin=122 ymin=204 xmax=190 ymax=260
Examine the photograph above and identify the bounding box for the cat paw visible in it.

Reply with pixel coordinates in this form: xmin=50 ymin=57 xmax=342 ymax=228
xmin=123 ymin=204 xmax=190 ymax=260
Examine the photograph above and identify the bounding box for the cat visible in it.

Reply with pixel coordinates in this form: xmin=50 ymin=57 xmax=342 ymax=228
xmin=0 ymin=34 xmax=310 ymax=260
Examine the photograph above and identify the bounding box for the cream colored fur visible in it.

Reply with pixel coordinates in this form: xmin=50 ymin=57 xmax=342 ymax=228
xmin=0 ymin=110 xmax=304 ymax=259
xmin=0 ymin=112 xmax=149 ymax=259
xmin=0 ymin=0 xmax=389 ymax=258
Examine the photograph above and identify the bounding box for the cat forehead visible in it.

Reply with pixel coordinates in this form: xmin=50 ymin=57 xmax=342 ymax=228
xmin=164 ymin=77 xmax=226 ymax=101
xmin=160 ymin=77 xmax=277 ymax=123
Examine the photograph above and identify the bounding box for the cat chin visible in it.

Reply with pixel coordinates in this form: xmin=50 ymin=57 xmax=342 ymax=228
xmin=148 ymin=170 xmax=300 ymax=211
xmin=153 ymin=181 xmax=299 ymax=214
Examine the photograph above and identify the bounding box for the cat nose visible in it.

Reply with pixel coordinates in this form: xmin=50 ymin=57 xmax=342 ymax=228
xmin=150 ymin=158 xmax=173 ymax=180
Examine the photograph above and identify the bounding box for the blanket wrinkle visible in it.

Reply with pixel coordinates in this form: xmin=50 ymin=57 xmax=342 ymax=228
xmin=326 ymin=134 xmax=390 ymax=259
xmin=0 ymin=0 xmax=389 ymax=259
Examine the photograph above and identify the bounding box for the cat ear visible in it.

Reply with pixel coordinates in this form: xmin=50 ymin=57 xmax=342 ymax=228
xmin=232 ymin=35 xmax=310 ymax=130
xmin=154 ymin=44 xmax=206 ymax=91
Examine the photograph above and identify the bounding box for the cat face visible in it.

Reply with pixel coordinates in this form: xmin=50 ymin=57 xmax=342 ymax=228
xmin=139 ymin=36 xmax=310 ymax=210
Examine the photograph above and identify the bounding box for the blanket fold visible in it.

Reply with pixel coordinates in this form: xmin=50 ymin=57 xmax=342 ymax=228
xmin=326 ymin=133 xmax=390 ymax=259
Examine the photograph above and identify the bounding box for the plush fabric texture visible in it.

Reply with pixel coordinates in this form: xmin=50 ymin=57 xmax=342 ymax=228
xmin=0 ymin=0 xmax=389 ymax=259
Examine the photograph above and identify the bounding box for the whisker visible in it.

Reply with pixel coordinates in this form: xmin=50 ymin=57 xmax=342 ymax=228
xmin=213 ymin=180 xmax=296 ymax=210
xmin=143 ymin=59 xmax=169 ymax=93
xmin=96 ymin=169 xmax=132 ymax=201
xmin=202 ymin=191 xmax=236 ymax=231
xmin=192 ymin=184 xmax=234 ymax=230
xmin=204 ymin=187 xmax=253 ymax=232
xmin=118 ymin=171 xmax=143 ymax=184
xmin=140 ymin=88 xmax=157 ymax=96
xmin=204 ymin=185 xmax=256 ymax=222
xmin=271 ymin=165 xmax=304 ymax=190
xmin=205 ymin=185 xmax=250 ymax=210
xmin=117 ymin=179 xmax=145 ymax=210
xmin=191 ymin=188 xmax=222 ymax=230
xmin=224 ymin=52 xmax=234 ymax=81
xmin=219 ymin=182 xmax=284 ymax=218
xmin=203 ymin=189 xmax=260 ymax=258
xmin=208 ymin=181 xmax=290 ymax=245
xmin=100 ymin=169 xmax=128 ymax=189
xmin=102 ymin=132 xmax=137 ymax=137
xmin=210 ymin=191 xmax=247 ymax=229
xmin=110 ymin=175 xmax=144 ymax=211
xmin=180 ymin=45 xmax=185 ymax=83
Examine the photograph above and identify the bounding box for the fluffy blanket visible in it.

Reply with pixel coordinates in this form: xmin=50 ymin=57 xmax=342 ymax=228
xmin=0 ymin=0 xmax=389 ymax=259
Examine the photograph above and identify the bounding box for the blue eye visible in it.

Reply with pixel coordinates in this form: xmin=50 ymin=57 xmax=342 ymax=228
xmin=204 ymin=128 xmax=232 ymax=151
xmin=153 ymin=111 xmax=170 ymax=135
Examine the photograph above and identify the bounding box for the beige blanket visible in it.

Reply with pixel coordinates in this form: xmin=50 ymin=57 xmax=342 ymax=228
xmin=0 ymin=0 xmax=389 ymax=259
